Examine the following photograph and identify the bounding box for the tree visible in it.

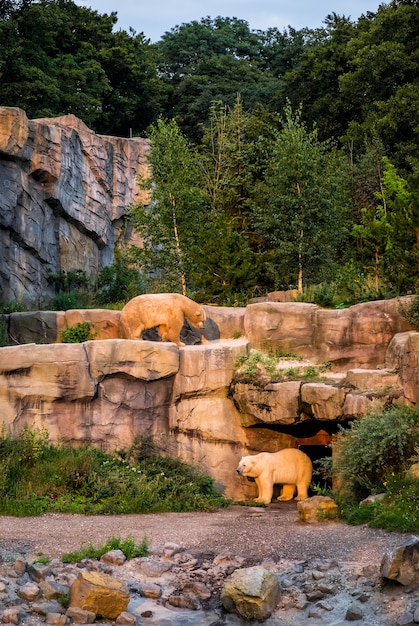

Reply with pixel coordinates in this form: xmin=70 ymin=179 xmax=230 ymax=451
xmin=129 ymin=118 xmax=207 ymax=295
xmin=156 ymin=17 xmax=279 ymax=141
xmin=352 ymin=157 xmax=418 ymax=295
xmin=0 ymin=0 xmax=163 ymax=135
xmin=255 ymin=104 xmax=349 ymax=291
xmin=275 ymin=14 xmax=357 ymax=142
xmin=339 ymin=1 xmax=419 ymax=169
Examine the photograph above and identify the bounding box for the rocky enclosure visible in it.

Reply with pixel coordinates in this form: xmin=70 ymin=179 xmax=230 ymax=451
xmin=0 ymin=298 xmax=417 ymax=501
xmin=0 ymin=106 xmax=149 ymax=306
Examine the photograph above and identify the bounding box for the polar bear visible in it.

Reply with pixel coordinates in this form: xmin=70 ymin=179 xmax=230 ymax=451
xmin=119 ymin=293 xmax=206 ymax=347
xmin=236 ymin=448 xmax=312 ymax=505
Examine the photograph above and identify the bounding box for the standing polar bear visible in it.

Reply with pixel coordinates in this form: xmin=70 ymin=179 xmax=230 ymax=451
xmin=236 ymin=448 xmax=312 ymax=505
xmin=119 ymin=293 xmax=206 ymax=347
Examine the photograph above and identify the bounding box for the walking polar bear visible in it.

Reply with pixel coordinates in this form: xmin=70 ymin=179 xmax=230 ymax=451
xmin=119 ymin=293 xmax=206 ymax=347
xmin=236 ymin=448 xmax=313 ymax=505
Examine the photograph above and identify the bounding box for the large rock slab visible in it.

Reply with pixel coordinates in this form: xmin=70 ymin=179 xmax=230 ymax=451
xmin=386 ymin=331 xmax=419 ymax=404
xmin=232 ymin=380 xmax=301 ymax=426
xmin=172 ymin=339 xmax=248 ymax=398
xmin=301 ymin=383 xmax=346 ymax=421
xmin=244 ymin=302 xmax=318 ymax=357
xmin=244 ymin=299 xmax=413 ymax=369
xmin=0 ymin=106 xmax=149 ymax=306
xmin=0 ymin=340 xmax=177 ymax=448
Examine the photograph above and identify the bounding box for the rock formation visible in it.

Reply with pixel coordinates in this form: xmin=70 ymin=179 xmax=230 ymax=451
xmin=0 ymin=106 xmax=149 ymax=306
xmin=0 ymin=297 xmax=417 ymax=501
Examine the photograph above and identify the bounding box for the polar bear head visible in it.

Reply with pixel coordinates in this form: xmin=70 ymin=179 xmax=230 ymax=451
xmin=236 ymin=456 xmax=257 ymax=478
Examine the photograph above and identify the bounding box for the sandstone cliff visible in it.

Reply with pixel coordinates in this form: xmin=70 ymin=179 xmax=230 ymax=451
xmin=0 ymin=106 xmax=149 ymax=306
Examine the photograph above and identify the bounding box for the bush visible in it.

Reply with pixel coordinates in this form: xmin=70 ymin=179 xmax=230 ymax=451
xmin=0 ymin=430 xmax=229 ymax=516
xmin=399 ymin=294 xmax=419 ymax=328
xmin=332 ymin=405 xmax=419 ymax=500
xmin=60 ymin=321 xmax=96 ymax=343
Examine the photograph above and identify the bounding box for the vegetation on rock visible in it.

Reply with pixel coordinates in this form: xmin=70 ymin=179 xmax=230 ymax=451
xmin=320 ymin=406 xmax=419 ymax=532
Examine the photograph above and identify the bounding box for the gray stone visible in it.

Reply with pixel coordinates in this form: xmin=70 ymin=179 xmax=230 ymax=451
xmin=345 ymin=602 xmax=364 ymax=621
xmin=221 ymin=565 xmax=281 ymax=621
xmin=396 ymin=612 xmax=414 ymax=626
xmin=381 ymin=536 xmax=419 ymax=586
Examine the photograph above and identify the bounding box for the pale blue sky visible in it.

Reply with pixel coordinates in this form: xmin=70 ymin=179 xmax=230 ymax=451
xmin=76 ymin=0 xmax=383 ymax=42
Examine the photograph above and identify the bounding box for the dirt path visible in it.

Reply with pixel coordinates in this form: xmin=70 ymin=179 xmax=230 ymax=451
xmin=0 ymin=503 xmax=406 ymax=567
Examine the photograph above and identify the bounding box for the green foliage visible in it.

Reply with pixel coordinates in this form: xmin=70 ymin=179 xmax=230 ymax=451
xmin=399 ymin=294 xmax=419 ymax=329
xmin=0 ymin=430 xmax=228 ymax=516
xmin=0 ymin=301 xmax=27 ymax=313
xmin=344 ymin=475 xmax=419 ymax=533
xmin=62 ymin=535 xmax=148 ymax=563
xmin=130 ymin=118 xmax=207 ymax=295
xmin=352 ymin=157 xmax=417 ymax=296
xmin=60 ymin=321 xmax=96 ymax=343
xmin=332 ymin=405 xmax=419 ymax=500
xmin=254 ymin=103 xmax=350 ymax=292
xmin=96 ymin=254 xmax=144 ymax=305
xmin=234 ymin=349 xmax=330 ymax=385
xmin=0 ymin=0 xmax=162 ymax=136
xmin=48 ymin=270 xmax=93 ymax=310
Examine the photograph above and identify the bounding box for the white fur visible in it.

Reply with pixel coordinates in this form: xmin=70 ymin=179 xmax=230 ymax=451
xmin=237 ymin=448 xmax=312 ymax=505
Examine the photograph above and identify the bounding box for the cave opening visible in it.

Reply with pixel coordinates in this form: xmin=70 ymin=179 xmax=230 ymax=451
xmin=251 ymin=419 xmax=353 ymax=493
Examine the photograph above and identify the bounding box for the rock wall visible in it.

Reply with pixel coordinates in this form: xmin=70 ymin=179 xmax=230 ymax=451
xmin=0 ymin=298 xmax=417 ymax=501
xmin=0 ymin=107 xmax=149 ymax=306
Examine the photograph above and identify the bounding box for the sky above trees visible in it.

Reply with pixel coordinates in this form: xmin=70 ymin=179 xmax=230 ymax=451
xmin=75 ymin=0 xmax=381 ymax=42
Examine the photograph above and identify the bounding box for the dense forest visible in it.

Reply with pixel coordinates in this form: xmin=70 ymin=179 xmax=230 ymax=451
xmin=1 ymin=0 xmax=419 ymax=305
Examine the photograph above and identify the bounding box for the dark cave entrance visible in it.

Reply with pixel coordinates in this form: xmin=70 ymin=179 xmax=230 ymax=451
xmin=250 ymin=419 xmax=352 ymax=494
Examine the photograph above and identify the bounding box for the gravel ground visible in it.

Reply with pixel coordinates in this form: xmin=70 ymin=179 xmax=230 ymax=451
xmin=0 ymin=502 xmax=407 ymax=565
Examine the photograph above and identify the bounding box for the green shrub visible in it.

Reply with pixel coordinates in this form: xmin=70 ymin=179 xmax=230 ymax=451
xmin=0 ymin=430 xmax=228 ymax=516
xmin=52 ymin=291 xmax=92 ymax=311
xmin=60 ymin=321 xmax=96 ymax=343
xmin=399 ymin=294 xmax=419 ymax=329
xmin=332 ymin=405 xmax=419 ymax=500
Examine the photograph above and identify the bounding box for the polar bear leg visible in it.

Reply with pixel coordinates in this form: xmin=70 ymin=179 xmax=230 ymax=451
xmin=255 ymin=476 xmax=273 ymax=505
xmin=158 ymin=323 xmax=185 ymax=347
xmin=295 ymin=482 xmax=309 ymax=500
xmin=277 ymin=484 xmax=296 ymax=501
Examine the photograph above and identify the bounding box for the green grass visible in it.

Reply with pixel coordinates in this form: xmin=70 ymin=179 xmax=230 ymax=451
xmin=62 ymin=535 xmax=149 ymax=563
xmin=0 ymin=428 xmax=229 ymax=516
xmin=343 ymin=475 xmax=419 ymax=532
xmin=234 ymin=349 xmax=332 ymax=385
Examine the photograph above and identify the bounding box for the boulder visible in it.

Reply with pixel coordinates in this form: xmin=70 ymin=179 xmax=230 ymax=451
xmin=345 ymin=368 xmax=400 ymax=390
xmin=63 ymin=309 xmax=121 ymax=341
xmin=202 ymin=305 xmax=246 ymax=339
xmin=221 ymin=565 xmax=281 ymax=620
xmin=300 ymin=383 xmax=346 ymax=420
xmin=297 ymin=496 xmax=339 ymax=523
xmin=244 ymin=302 xmax=318 ymax=358
xmin=387 ymin=332 xmax=419 ymax=404
xmin=69 ymin=570 xmax=130 ymax=619
xmin=232 ymin=380 xmax=301 ymax=426
xmin=380 ymin=536 xmax=419 ymax=586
